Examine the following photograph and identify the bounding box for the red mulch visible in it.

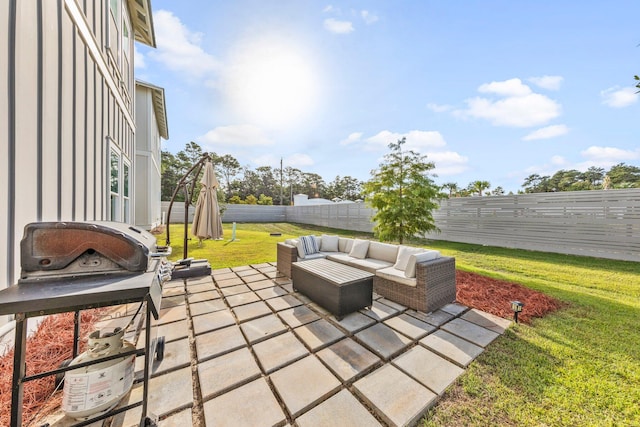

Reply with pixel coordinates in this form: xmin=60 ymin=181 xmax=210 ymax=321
xmin=0 ymin=272 xmax=563 ymax=424
xmin=456 ymin=270 xmax=565 ymax=324
xmin=0 ymin=309 xmax=105 ymax=427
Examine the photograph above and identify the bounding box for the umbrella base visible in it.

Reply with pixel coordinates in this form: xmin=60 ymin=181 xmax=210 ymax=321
xmin=171 ymin=259 xmax=212 ymax=279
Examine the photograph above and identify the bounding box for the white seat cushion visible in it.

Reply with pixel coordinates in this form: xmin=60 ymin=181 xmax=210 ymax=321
xmin=376 ymin=267 xmax=417 ymax=287
xmin=349 ymin=239 xmax=370 ymax=259
xmin=404 ymin=250 xmax=441 ymax=278
xmin=325 ymin=253 xmax=353 ymax=264
xmin=393 ymin=246 xmax=425 ymax=272
xmin=346 ymin=258 xmax=394 ymax=273
xmin=320 ymin=234 xmax=339 ymax=252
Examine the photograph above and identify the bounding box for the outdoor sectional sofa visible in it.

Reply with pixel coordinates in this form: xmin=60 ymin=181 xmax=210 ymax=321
xmin=277 ymin=235 xmax=456 ymax=313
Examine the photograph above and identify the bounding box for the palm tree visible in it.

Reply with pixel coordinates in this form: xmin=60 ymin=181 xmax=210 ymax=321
xmin=469 ymin=180 xmax=491 ymax=196
xmin=441 ymin=182 xmax=459 ymax=198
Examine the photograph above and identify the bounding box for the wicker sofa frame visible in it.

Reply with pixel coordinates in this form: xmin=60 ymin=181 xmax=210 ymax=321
xmin=277 ymin=242 xmax=456 ymax=313
xmin=373 ymin=256 xmax=456 ymax=313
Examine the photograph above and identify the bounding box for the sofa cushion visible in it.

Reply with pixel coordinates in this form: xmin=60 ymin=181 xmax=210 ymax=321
xmin=285 ymin=238 xmax=298 ymax=247
xmin=325 ymin=253 xmax=353 ymax=264
xmin=349 ymin=258 xmax=394 ymax=273
xmin=376 ymin=267 xmax=417 ymax=287
xmin=298 ymin=252 xmax=326 ymax=262
xmin=320 ymin=234 xmax=339 ymax=252
xmin=368 ymin=241 xmax=399 ymax=263
xmin=393 ymin=246 xmax=425 ymax=272
xmin=404 ymin=250 xmax=441 ymax=278
xmin=327 ymin=254 xmax=393 ymax=273
xmin=338 ymin=237 xmax=354 ymax=253
xmin=349 ymin=239 xmax=370 ymax=259
xmin=296 ymin=235 xmax=319 ymax=259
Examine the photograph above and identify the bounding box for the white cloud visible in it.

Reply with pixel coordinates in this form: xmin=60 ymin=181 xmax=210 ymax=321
xmin=365 ymin=130 xmax=447 ymax=151
xmin=149 ymin=10 xmax=219 ymax=77
xmin=427 ymin=151 xmax=469 ymax=175
xmin=478 ymin=78 xmax=532 ymax=97
xmin=601 ymin=86 xmax=638 ymax=108
xmin=460 ymin=93 xmax=561 ymax=127
xmin=286 ymin=153 xmax=315 ymax=167
xmin=528 ymin=75 xmax=564 ymax=90
xmin=324 ymin=18 xmax=354 ymax=34
xmin=550 ymin=155 xmax=566 ymax=166
xmin=522 ymin=124 xmax=569 ymax=141
xmin=456 ymin=78 xmax=562 ymax=127
xmin=198 ymin=124 xmax=273 ymax=148
xmin=340 ymin=132 xmax=363 ymax=145
xmin=581 ymin=146 xmax=640 ymax=162
xmin=323 ymin=5 xmax=337 ymax=13
xmin=427 ymin=103 xmax=454 ymax=113
xmin=134 ymin=46 xmax=146 ymax=69
xmin=361 ymin=10 xmax=379 ymax=24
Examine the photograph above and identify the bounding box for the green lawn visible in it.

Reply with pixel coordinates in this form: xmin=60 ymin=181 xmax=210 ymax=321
xmin=164 ymin=222 xmax=640 ymax=426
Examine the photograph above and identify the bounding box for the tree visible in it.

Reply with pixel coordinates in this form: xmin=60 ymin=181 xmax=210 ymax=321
xmin=362 ymin=137 xmax=440 ymax=244
xmin=441 ymin=182 xmax=459 ymax=198
xmin=216 ymin=154 xmax=241 ymax=199
xmin=583 ymin=166 xmax=605 ymax=188
xmin=302 ymin=172 xmax=325 ymax=198
xmin=258 ymin=194 xmax=273 ymax=205
xmin=490 ymin=186 xmax=505 ymax=196
xmin=607 ymin=163 xmax=640 ymax=188
xmin=469 ymin=180 xmax=491 ymax=196
xmin=326 ymin=175 xmax=363 ymax=200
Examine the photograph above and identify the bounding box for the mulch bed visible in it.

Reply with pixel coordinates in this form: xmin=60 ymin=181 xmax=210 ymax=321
xmin=0 ymin=271 xmax=563 ymax=424
xmin=456 ymin=270 xmax=565 ymax=324
xmin=0 ymin=309 xmax=105 ymax=427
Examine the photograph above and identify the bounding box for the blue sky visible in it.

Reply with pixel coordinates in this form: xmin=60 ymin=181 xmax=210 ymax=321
xmin=136 ymin=0 xmax=640 ymax=193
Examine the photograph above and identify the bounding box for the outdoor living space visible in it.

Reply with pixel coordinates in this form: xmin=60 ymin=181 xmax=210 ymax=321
xmin=3 ymin=221 xmax=639 ymax=427
xmin=40 ymin=263 xmax=510 ymax=427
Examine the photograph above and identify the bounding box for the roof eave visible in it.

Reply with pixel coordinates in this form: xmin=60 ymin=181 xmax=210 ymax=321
xmin=127 ymin=0 xmax=156 ymax=48
xmin=136 ymin=80 xmax=169 ymax=139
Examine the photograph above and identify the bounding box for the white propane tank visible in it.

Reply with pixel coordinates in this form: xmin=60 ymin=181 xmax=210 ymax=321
xmin=62 ymin=328 xmax=136 ymax=420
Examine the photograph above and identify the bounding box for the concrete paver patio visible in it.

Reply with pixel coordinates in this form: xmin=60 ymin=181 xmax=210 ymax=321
xmin=44 ymin=262 xmax=511 ymax=427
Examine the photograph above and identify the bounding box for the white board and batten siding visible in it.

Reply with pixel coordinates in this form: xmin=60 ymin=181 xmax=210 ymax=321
xmin=1 ymin=1 xmax=144 ymax=332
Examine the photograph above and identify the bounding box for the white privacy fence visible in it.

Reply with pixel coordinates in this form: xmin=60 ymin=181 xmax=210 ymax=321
xmin=429 ymin=189 xmax=640 ymax=262
xmin=162 ymin=189 xmax=640 ymax=261
xmin=285 ymin=203 xmax=376 ymax=233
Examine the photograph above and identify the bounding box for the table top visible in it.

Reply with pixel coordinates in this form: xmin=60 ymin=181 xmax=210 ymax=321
xmin=0 ymin=271 xmax=161 ymax=318
xmin=292 ymin=258 xmax=373 ymax=285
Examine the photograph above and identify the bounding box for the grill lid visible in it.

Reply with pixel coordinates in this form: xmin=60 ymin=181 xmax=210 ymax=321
xmin=20 ymin=221 xmax=159 ymax=280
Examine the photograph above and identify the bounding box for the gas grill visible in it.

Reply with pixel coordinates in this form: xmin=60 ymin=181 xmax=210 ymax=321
xmin=0 ymin=221 xmax=173 ymax=427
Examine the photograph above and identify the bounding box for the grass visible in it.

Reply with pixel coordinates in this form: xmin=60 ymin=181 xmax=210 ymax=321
xmin=164 ymin=222 xmax=640 ymax=426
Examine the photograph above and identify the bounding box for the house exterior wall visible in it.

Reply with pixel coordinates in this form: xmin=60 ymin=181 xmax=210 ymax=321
xmin=1 ymin=0 xmax=148 ymax=329
xmin=135 ymin=84 xmax=164 ymax=229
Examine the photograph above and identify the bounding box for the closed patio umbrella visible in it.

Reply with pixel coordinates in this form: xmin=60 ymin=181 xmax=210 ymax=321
xmin=191 ymin=160 xmax=223 ymax=241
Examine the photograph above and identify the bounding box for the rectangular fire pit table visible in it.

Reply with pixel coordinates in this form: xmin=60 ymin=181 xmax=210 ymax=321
xmin=291 ymin=258 xmax=374 ymax=319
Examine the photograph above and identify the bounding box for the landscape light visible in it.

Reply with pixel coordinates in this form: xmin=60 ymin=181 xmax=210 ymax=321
xmin=511 ymin=300 xmax=524 ymax=323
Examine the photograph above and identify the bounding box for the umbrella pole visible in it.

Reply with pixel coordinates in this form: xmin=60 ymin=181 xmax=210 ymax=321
xmin=183 ymin=182 xmax=190 ymax=260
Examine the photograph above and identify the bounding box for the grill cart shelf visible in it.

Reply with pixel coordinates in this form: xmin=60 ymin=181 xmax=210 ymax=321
xmin=0 ymin=221 xmax=172 ymax=427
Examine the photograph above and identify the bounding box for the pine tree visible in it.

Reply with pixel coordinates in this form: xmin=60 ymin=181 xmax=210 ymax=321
xmin=362 ymin=137 xmax=440 ymax=243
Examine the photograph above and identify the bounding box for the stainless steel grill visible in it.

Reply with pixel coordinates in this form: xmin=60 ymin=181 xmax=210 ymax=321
xmin=0 ymin=221 xmax=173 ymax=427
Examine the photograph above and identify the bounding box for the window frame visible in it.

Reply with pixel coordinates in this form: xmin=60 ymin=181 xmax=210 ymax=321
xmin=109 ymin=144 xmax=132 ymax=223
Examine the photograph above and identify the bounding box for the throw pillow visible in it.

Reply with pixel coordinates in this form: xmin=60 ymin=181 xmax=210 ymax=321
xmin=320 ymin=234 xmax=339 ymax=252
xmin=404 ymin=250 xmax=441 ymax=278
xmin=349 ymin=239 xmax=370 ymax=259
xmin=393 ymin=246 xmax=425 ymax=272
xmin=296 ymin=235 xmax=319 ymax=259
